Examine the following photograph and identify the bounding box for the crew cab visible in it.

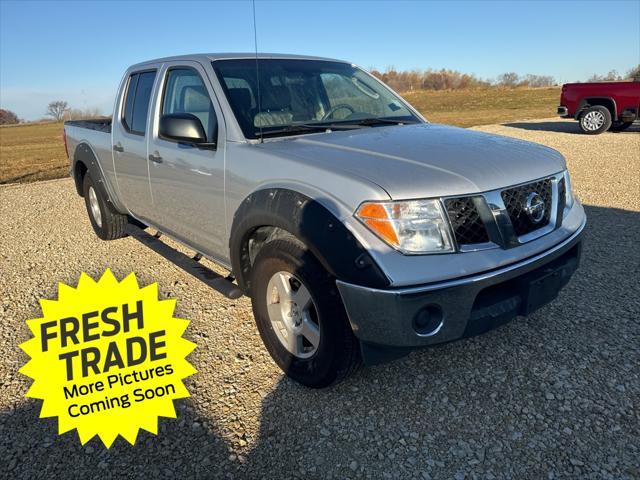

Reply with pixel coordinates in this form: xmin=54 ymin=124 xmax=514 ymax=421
xmin=64 ymin=54 xmax=586 ymax=387
xmin=558 ymin=81 xmax=640 ymax=134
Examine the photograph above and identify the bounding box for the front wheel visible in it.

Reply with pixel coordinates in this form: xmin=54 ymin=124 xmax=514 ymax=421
xmin=250 ymin=238 xmax=360 ymax=388
xmin=578 ymin=106 xmax=612 ymax=135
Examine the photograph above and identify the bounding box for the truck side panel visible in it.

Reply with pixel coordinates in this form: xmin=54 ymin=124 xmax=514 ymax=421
xmin=560 ymin=82 xmax=640 ymax=120
xmin=64 ymin=125 xmax=127 ymax=213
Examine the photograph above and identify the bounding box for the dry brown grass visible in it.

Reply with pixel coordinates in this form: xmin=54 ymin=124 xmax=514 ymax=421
xmin=0 ymin=87 xmax=561 ymax=184
xmin=405 ymin=87 xmax=561 ymax=127
xmin=0 ymin=121 xmax=68 ymax=184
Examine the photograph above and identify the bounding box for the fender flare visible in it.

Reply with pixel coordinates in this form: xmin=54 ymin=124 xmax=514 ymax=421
xmin=72 ymin=142 xmax=123 ymax=212
xmin=229 ymin=188 xmax=390 ymax=292
xmin=577 ymin=96 xmax=617 ymax=120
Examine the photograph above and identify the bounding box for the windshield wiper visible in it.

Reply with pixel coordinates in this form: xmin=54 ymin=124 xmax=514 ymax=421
xmin=254 ymin=123 xmax=358 ymax=138
xmin=344 ymin=117 xmax=418 ymax=127
xmin=254 ymin=118 xmax=417 ymax=138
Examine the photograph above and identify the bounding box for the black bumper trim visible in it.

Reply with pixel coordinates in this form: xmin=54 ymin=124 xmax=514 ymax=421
xmin=337 ymin=223 xmax=585 ymax=362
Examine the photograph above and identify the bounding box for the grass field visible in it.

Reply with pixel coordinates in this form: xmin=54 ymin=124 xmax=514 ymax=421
xmin=404 ymin=86 xmax=561 ymax=127
xmin=0 ymin=122 xmax=68 ymax=184
xmin=0 ymin=87 xmax=561 ymax=184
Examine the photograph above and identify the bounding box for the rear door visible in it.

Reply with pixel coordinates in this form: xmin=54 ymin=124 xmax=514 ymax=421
xmin=147 ymin=61 xmax=227 ymax=260
xmin=112 ymin=69 xmax=158 ymax=221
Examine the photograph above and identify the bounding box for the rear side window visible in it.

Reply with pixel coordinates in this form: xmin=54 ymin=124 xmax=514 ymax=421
xmin=123 ymin=75 xmax=138 ymax=131
xmin=122 ymin=70 xmax=157 ymax=135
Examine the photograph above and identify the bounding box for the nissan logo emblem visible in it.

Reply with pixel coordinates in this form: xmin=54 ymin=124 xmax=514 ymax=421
xmin=525 ymin=192 xmax=545 ymax=224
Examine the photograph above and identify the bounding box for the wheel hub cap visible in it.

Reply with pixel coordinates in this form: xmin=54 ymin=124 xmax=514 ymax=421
xmin=266 ymin=271 xmax=320 ymax=358
xmin=583 ymin=111 xmax=605 ymax=131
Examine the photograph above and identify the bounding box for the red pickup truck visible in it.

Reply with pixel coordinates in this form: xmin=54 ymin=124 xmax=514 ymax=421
xmin=558 ymin=81 xmax=639 ymax=134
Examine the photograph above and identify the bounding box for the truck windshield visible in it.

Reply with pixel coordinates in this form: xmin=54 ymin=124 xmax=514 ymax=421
xmin=212 ymin=59 xmax=420 ymax=139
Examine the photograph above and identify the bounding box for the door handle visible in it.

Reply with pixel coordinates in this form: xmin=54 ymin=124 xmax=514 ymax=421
xmin=113 ymin=144 xmax=124 ymax=153
xmin=148 ymin=153 xmax=163 ymax=163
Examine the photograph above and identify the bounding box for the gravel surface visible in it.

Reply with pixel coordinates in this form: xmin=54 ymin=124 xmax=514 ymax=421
xmin=1 ymin=118 xmax=639 ymax=479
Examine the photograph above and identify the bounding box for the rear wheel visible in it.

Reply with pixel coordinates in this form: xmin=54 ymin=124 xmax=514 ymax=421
xmin=609 ymin=121 xmax=633 ymax=132
xmin=250 ymin=238 xmax=360 ymax=388
xmin=82 ymin=173 xmax=127 ymax=240
xmin=578 ymin=105 xmax=612 ymax=135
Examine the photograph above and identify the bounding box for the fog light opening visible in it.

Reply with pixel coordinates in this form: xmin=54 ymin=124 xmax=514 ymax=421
xmin=413 ymin=305 xmax=444 ymax=336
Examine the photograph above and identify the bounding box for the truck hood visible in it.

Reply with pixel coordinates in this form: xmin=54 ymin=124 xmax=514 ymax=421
xmin=261 ymin=123 xmax=566 ymax=199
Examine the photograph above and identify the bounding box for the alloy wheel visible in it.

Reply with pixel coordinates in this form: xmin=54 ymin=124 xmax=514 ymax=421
xmin=88 ymin=186 xmax=102 ymax=228
xmin=582 ymin=111 xmax=605 ymax=131
xmin=265 ymin=271 xmax=320 ymax=358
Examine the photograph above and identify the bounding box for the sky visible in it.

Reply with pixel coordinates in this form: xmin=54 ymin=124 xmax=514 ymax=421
xmin=1 ymin=0 xmax=639 ymax=120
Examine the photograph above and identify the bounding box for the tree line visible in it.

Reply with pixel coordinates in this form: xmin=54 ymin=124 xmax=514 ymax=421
xmin=368 ymin=68 xmax=556 ymax=92
xmin=1 ymin=65 xmax=638 ymax=125
xmin=588 ymin=65 xmax=640 ymax=82
xmin=0 ymin=101 xmax=105 ymax=125
xmin=369 ymin=64 xmax=640 ymax=92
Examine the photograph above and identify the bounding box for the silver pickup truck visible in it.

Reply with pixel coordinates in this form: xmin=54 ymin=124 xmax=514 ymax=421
xmin=64 ymin=53 xmax=586 ymax=387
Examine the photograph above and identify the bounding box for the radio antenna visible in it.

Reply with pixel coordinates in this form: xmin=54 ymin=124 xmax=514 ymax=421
xmin=252 ymin=0 xmax=264 ymax=142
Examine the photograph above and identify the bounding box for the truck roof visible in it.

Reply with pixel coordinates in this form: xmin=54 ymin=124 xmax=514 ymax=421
xmin=129 ymin=53 xmax=350 ymax=69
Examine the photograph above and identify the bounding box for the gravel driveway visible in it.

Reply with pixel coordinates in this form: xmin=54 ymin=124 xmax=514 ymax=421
xmin=1 ymin=119 xmax=638 ymax=479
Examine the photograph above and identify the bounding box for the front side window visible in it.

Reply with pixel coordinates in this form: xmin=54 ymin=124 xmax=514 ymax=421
xmin=212 ymin=59 xmax=419 ymax=139
xmin=122 ymin=70 xmax=157 ymax=135
xmin=162 ymin=68 xmax=217 ymax=142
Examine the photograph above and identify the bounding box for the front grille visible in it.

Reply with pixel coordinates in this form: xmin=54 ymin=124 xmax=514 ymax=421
xmin=445 ymin=197 xmax=490 ymax=245
xmin=501 ymin=178 xmax=552 ymax=236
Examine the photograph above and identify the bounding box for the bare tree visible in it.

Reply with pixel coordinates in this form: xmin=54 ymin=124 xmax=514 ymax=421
xmin=588 ymin=70 xmax=622 ymax=82
xmin=0 ymin=108 xmax=20 ymax=125
xmin=522 ymin=74 xmax=556 ymax=87
xmin=46 ymin=100 xmax=69 ymax=121
xmin=370 ymin=67 xmax=490 ymax=92
xmin=626 ymin=65 xmax=640 ymax=81
xmin=66 ymin=107 xmax=104 ymax=120
xmin=368 ymin=68 xmax=555 ymax=92
xmin=496 ymin=72 xmax=520 ymax=87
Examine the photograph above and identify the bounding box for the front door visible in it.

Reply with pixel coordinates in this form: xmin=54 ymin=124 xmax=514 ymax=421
xmin=147 ymin=62 xmax=227 ymax=260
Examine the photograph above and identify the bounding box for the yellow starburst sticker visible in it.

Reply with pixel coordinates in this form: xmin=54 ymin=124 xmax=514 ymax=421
xmin=19 ymin=269 xmax=197 ymax=448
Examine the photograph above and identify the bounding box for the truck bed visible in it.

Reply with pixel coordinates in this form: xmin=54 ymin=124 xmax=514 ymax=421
xmin=64 ymin=117 xmax=112 ymax=133
xmin=64 ymin=118 xmax=113 ymax=182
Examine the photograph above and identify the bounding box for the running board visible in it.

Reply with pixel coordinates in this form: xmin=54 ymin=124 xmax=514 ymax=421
xmin=125 ymin=225 xmax=244 ymax=300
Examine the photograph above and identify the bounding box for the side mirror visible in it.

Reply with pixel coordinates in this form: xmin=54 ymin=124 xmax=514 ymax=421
xmin=159 ymin=113 xmax=215 ymax=148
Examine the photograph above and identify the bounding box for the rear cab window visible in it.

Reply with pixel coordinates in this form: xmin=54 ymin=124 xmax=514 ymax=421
xmin=122 ymin=70 xmax=157 ymax=135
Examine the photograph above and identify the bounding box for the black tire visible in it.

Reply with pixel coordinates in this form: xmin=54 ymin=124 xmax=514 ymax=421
xmin=82 ymin=173 xmax=127 ymax=240
xmin=578 ymin=105 xmax=612 ymax=135
xmin=250 ymin=238 xmax=360 ymax=388
xmin=609 ymin=121 xmax=633 ymax=132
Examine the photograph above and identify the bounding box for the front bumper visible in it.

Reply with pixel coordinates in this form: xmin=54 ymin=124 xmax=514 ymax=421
xmin=337 ymin=220 xmax=585 ymax=363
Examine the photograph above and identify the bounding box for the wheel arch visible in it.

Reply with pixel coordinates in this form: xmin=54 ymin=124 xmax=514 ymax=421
xmin=229 ymin=188 xmax=390 ymax=293
xmin=73 ymin=158 xmax=88 ymax=196
xmin=72 ymin=142 xmax=125 ymax=212
xmin=577 ymin=97 xmax=617 ymax=120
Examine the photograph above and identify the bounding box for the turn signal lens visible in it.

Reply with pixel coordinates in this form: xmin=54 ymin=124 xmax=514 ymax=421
xmin=563 ymin=170 xmax=575 ymax=209
xmin=356 ymin=199 xmax=454 ymax=254
xmin=358 ymin=203 xmax=387 ymax=219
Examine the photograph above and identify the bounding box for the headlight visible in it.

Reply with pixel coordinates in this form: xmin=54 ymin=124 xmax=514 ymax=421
xmin=356 ymin=199 xmax=454 ymax=254
xmin=563 ymin=170 xmax=575 ymax=208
